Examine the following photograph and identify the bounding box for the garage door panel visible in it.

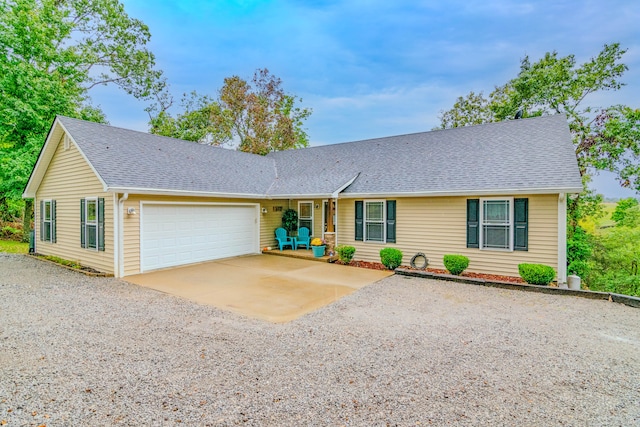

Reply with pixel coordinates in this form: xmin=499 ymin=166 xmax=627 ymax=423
xmin=141 ymin=204 xmax=258 ymax=271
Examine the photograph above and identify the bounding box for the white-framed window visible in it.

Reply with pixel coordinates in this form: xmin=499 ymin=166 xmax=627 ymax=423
xmin=81 ymin=197 xmax=104 ymax=251
xmin=365 ymin=200 xmax=385 ymax=242
xmin=480 ymin=198 xmax=513 ymax=250
xmin=40 ymin=200 xmax=55 ymax=243
xmin=298 ymin=201 xmax=313 ymax=234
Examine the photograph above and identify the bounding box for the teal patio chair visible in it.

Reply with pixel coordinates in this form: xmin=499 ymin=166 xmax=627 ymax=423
xmin=296 ymin=227 xmax=311 ymax=249
xmin=275 ymin=227 xmax=295 ymax=251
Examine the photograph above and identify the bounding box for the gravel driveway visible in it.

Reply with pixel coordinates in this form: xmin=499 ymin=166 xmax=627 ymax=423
xmin=1 ymin=254 xmax=639 ymax=426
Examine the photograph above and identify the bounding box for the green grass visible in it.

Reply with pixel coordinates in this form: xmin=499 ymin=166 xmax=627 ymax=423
xmin=0 ymin=239 xmax=29 ymax=254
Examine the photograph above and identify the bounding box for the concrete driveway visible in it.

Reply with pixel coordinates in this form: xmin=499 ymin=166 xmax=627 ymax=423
xmin=125 ymin=255 xmax=392 ymax=322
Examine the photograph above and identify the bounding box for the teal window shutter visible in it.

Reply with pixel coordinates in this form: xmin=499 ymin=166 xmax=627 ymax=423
xmin=355 ymin=201 xmax=363 ymax=241
xmin=98 ymin=197 xmax=105 ymax=251
xmin=51 ymin=200 xmax=56 ymax=243
xmin=467 ymin=199 xmax=479 ymax=248
xmin=386 ymin=200 xmax=396 ymax=243
xmin=40 ymin=200 xmax=44 ymax=242
xmin=514 ymin=198 xmax=528 ymax=251
xmin=80 ymin=198 xmax=86 ymax=248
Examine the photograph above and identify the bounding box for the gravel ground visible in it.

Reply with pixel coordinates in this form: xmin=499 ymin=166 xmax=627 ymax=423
xmin=1 ymin=254 xmax=639 ymax=426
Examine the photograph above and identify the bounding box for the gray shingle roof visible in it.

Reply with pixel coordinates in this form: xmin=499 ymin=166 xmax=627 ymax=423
xmin=56 ymin=114 xmax=582 ymax=198
xmin=58 ymin=116 xmax=275 ymax=196
xmin=267 ymin=114 xmax=583 ymax=196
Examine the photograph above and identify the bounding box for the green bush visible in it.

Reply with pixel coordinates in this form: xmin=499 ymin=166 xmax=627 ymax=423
xmin=518 ymin=263 xmax=555 ymax=285
xmin=443 ymin=254 xmax=469 ymax=275
xmin=587 ymin=226 xmax=640 ymax=296
xmin=335 ymin=245 xmax=356 ymax=264
xmin=567 ymin=225 xmax=592 ymax=277
xmin=0 ymin=225 xmax=23 ymax=241
xmin=380 ymin=248 xmax=403 ymax=270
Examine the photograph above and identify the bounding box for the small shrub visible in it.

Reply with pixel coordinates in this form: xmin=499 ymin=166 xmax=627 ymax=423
xmin=1 ymin=224 xmax=24 ymax=241
xmin=518 ymin=263 xmax=555 ymax=285
xmin=380 ymin=248 xmax=403 ymax=270
xmin=281 ymin=209 xmax=298 ymax=233
xmin=443 ymin=254 xmax=469 ymax=275
xmin=336 ymin=245 xmax=356 ymax=263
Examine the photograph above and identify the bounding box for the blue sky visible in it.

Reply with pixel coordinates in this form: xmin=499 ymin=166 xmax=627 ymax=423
xmin=92 ymin=0 xmax=640 ymax=198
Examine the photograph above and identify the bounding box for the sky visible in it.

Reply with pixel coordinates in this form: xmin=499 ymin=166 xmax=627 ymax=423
xmin=91 ymin=0 xmax=640 ymax=198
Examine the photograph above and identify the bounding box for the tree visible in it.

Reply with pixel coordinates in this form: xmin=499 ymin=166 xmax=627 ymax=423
xmin=611 ymin=197 xmax=640 ymax=227
xmin=437 ymin=44 xmax=640 ymax=204
xmin=0 ymin=0 xmax=166 ymax=225
xmin=149 ymin=68 xmax=312 ymax=155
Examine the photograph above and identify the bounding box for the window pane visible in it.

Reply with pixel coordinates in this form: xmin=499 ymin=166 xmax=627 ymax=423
xmin=43 ymin=223 xmax=51 ymax=241
xmin=484 ymin=200 xmax=509 ymax=223
xmin=300 ymin=219 xmax=312 ymax=232
xmin=366 ymin=202 xmax=383 ymax=221
xmin=44 ymin=201 xmax=51 ymax=220
xmin=366 ymin=223 xmax=383 ymax=242
xmin=87 ymin=200 xmax=97 ymax=222
xmin=299 ymin=203 xmax=312 ymax=218
xmin=87 ymin=224 xmax=97 ymax=249
xmin=483 ymin=225 xmax=509 ymax=249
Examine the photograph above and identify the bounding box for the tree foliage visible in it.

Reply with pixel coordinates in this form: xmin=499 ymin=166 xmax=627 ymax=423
xmin=0 ymin=0 xmax=165 ymax=218
xmin=437 ymin=43 xmax=640 ymax=198
xmin=611 ymin=197 xmax=640 ymax=227
xmin=149 ymin=68 xmax=312 ymax=155
xmin=588 ymin=226 xmax=640 ymax=296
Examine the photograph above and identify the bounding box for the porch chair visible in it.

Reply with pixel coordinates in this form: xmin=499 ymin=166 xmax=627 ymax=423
xmin=275 ymin=227 xmax=295 ymax=251
xmin=296 ymin=227 xmax=311 ymax=250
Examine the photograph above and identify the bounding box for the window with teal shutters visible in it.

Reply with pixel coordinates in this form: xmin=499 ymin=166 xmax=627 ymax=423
xmin=81 ymin=197 xmax=105 ymax=251
xmin=40 ymin=200 xmax=55 ymax=243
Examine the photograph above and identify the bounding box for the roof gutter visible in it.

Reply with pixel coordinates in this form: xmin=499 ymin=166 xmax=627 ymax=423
xmin=106 ymin=187 xmax=269 ymax=199
xmin=338 ymin=186 xmax=584 ymax=199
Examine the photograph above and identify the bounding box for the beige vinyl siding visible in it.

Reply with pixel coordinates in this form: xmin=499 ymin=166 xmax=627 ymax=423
xmin=34 ymin=135 xmax=114 ymax=274
xmin=338 ymin=195 xmax=558 ymax=278
xmin=122 ymin=195 xmax=282 ymax=276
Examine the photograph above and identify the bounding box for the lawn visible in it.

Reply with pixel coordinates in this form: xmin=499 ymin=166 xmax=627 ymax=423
xmin=0 ymin=239 xmax=29 ymax=254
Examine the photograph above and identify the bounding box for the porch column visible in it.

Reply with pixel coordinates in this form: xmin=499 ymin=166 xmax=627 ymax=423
xmin=324 ymin=198 xmax=336 ymax=256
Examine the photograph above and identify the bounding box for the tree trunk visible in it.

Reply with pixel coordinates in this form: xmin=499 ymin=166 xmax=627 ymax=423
xmin=22 ymin=199 xmax=33 ymax=243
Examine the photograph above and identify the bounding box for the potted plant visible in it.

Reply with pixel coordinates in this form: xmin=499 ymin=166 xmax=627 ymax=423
xmin=310 ymin=237 xmax=326 ymax=257
xmin=281 ymin=209 xmax=298 ymax=235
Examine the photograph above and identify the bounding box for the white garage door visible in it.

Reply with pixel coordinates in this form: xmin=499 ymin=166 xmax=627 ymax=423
xmin=141 ymin=204 xmax=258 ymax=271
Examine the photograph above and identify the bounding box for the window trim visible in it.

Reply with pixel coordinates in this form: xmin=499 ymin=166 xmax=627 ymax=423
xmin=364 ymin=200 xmax=386 ymax=243
xmin=298 ymin=200 xmax=314 ymax=235
xmin=84 ymin=197 xmax=99 ymax=250
xmin=40 ymin=199 xmax=54 ymax=243
xmin=479 ymin=197 xmax=514 ymax=251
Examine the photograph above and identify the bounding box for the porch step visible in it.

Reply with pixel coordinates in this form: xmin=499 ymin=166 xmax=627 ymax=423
xmin=261 ymin=249 xmax=337 ymax=263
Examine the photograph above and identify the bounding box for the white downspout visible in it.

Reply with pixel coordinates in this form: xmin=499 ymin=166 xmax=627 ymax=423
xmin=118 ymin=193 xmax=129 ymax=278
xmin=558 ymin=193 xmax=567 ymax=285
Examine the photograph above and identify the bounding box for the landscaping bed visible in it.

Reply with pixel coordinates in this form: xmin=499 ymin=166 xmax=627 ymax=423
xmin=335 ymin=259 xmax=524 ymax=283
xmin=29 ymin=253 xmax=111 ymax=277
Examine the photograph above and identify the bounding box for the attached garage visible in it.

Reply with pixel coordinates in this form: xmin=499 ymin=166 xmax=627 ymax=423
xmin=140 ymin=203 xmax=259 ymax=272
